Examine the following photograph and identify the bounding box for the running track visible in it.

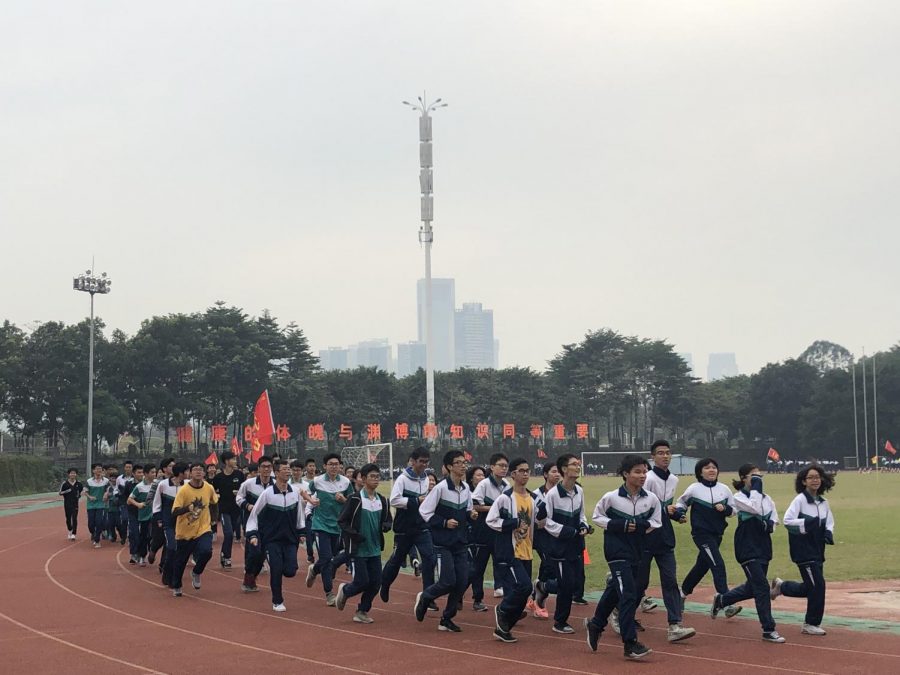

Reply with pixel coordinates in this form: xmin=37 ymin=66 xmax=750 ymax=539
xmin=2 ymin=504 xmax=899 ymax=674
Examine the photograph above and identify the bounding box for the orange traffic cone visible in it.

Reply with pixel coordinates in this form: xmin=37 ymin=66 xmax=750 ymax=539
xmin=583 ymin=548 xmax=591 ymax=565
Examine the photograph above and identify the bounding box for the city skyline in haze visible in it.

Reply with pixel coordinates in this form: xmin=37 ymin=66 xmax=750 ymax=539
xmin=2 ymin=2 xmax=898 ymax=377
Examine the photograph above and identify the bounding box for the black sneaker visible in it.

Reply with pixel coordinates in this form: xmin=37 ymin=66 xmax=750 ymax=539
xmin=624 ymin=640 xmax=652 ymax=660
xmin=635 ymin=619 xmax=646 ymax=632
xmin=473 ymin=600 xmax=488 ymax=612
xmin=414 ymin=592 xmax=427 ymax=622
xmin=495 ymin=605 xmax=511 ymax=633
xmin=553 ymin=623 xmax=575 ymax=634
xmin=533 ymin=581 xmax=549 ymax=609
xmin=427 ymin=600 xmax=439 ymax=612
xmin=493 ymin=628 xmax=517 ymax=643
xmin=379 ymin=583 xmax=390 ymax=603
xmin=572 ymin=597 xmax=589 ymax=606
xmin=710 ymin=593 xmax=722 ymax=620
xmin=585 ymin=618 xmax=601 ymax=652
xmin=222 ymin=558 xmax=232 ymax=569
xmin=439 ymin=618 xmax=462 ymax=633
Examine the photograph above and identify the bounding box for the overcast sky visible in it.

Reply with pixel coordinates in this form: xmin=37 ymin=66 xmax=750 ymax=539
xmin=2 ymin=1 xmax=898 ymax=377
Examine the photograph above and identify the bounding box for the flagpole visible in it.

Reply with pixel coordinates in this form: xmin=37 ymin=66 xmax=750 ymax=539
xmin=852 ymin=360 xmax=860 ymax=468
xmin=873 ymin=353 xmax=879 ymax=469
xmin=862 ymin=348 xmax=869 ymax=467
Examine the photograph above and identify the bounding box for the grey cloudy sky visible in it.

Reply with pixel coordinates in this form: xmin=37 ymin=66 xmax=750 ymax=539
xmin=2 ymin=1 xmax=898 ymax=377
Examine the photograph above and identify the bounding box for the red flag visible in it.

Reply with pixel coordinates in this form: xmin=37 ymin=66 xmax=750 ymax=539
xmin=537 ymin=448 xmax=548 ymax=459
xmin=204 ymin=451 xmax=218 ymax=466
xmin=254 ymin=390 xmax=275 ymax=444
xmin=250 ymin=438 xmax=264 ymax=463
xmin=230 ymin=436 xmax=241 ymax=455
xmin=886 ymin=440 xmax=897 ymax=456
xmin=767 ymin=447 xmax=781 ymax=462
xmin=463 ymin=451 xmax=473 ymax=462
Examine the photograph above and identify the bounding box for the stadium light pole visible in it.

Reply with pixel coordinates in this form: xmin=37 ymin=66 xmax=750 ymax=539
xmin=73 ymin=268 xmax=112 ymax=474
xmin=403 ymin=93 xmax=447 ymax=428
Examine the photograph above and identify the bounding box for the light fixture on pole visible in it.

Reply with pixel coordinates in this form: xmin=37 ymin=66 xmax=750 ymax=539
xmin=403 ymin=93 xmax=447 ymax=428
xmin=72 ymin=268 xmax=112 ymax=474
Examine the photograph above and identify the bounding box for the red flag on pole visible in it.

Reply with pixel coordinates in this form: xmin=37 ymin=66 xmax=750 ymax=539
xmin=204 ymin=451 xmax=218 ymax=466
xmin=254 ymin=390 xmax=275 ymax=445
xmin=767 ymin=447 xmax=781 ymax=462
xmin=230 ymin=436 xmax=241 ymax=455
xmin=886 ymin=440 xmax=897 ymax=456
xmin=463 ymin=451 xmax=473 ymax=462
xmin=537 ymin=448 xmax=548 ymax=459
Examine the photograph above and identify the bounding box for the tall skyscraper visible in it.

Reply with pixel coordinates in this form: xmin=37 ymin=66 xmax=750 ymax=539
xmin=352 ymin=339 xmax=393 ymax=372
xmin=318 ymin=347 xmax=349 ymax=371
xmin=454 ymin=302 xmax=495 ymax=369
xmin=707 ymin=353 xmax=739 ymax=381
xmin=417 ymin=277 xmax=455 ymax=372
xmin=397 ymin=341 xmax=427 ymax=377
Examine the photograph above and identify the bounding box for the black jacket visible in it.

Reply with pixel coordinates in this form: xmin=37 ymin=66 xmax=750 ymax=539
xmin=338 ymin=491 xmax=393 ymax=556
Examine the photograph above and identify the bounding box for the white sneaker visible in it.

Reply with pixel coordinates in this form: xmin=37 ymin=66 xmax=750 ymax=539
xmin=191 ymin=572 xmax=201 ymax=590
xmin=667 ymin=624 xmax=696 ymax=642
xmin=802 ymin=624 xmax=826 ymax=636
xmin=493 ymin=587 xmax=504 ymax=598
xmin=640 ymin=597 xmax=658 ymax=613
xmin=770 ymin=577 xmax=783 ymax=600
xmin=724 ymin=604 xmax=743 ymax=619
xmin=273 ymin=603 xmax=286 ymax=612
xmin=763 ymin=631 xmax=786 ymax=643
xmin=353 ymin=610 xmax=374 ymax=624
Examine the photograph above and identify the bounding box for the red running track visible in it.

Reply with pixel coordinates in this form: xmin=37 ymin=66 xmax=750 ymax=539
xmin=2 ymin=505 xmax=899 ymax=674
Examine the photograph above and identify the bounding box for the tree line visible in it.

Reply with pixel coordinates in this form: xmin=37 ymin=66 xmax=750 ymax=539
xmin=0 ymin=303 xmax=897 ymax=459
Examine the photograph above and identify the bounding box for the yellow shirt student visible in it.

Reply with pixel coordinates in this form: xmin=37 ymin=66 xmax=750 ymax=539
xmin=172 ymin=480 xmax=218 ymax=541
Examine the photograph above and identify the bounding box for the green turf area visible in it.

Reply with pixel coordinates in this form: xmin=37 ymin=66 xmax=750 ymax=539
xmin=378 ymin=472 xmax=900 ymax=591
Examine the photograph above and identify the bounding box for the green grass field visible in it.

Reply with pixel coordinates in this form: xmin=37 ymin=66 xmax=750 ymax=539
xmin=380 ymin=472 xmax=900 ymax=593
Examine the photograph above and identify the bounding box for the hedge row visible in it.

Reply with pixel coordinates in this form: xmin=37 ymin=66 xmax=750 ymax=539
xmin=0 ymin=455 xmax=62 ymax=497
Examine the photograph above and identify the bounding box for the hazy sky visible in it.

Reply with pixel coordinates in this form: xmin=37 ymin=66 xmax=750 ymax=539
xmin=2 ymin=1 xmax=898 ymax=377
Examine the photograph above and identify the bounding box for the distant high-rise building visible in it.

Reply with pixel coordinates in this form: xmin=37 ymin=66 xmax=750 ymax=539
xmin=454 ymin=302 xmax=495 ymax=369
xmin=397 ymin=341 xmax=426 ymax=377
xmin=493 ymin=339 xmax=500 ymax=369
xmin=417 ymin=278 xmax=455 ymax=372
xmin=677 ymin=352 xmax=694 ymax=376
xmin=707 ymin=353 xmax=739 ymax=381
xmin=318 ymin=347 xmax=349 ymax=371
xmin=352 ymin=339 xmax=393 ymax=372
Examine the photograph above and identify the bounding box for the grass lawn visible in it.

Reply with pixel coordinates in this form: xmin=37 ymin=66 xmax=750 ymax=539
xmin=378 ymin=471 xmax=900 ymax=594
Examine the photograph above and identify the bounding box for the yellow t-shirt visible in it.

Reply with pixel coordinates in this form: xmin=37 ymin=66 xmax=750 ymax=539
xmin=172 ymin=480 xmax=218 ymax=541
xmin=513 ymin=491 xmax=534 ymax=561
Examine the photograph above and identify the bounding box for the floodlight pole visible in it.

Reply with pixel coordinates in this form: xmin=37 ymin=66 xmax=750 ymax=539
xmin=73 ymin=268 xmax=112 ymax=474
xmin=403 ymin=93 xmax=447 ymax=428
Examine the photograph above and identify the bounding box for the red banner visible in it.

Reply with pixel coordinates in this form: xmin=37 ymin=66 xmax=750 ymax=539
xmin=204 ymin=451 xmax=218 ymax=466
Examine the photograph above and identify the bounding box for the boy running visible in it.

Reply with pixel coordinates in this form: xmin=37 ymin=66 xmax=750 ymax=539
xmin=246 ymin=459 xmax=306 ymax=612
xmin=538 ymin=454 xmax=588 ymax=634
xmin=635 ymin=440 xmax=696 ymax=642
xmin=170 ymin=462 xmax=219 ymax=597
xmin=487 ymin=457 xmax=536 ymax=643
xmin=212 ymin=450 xmax=243 ymax=569
xmin=84 ymin=463 xmax=110 ymax=548
xmin=469 ymin=453 xmax=509 ymax=610
xmin=336 ymin=463 xmax=393 ymax=623
xmin=304 ymin=453 xmax=355 ymax=605
xmin=236 ymin=456 xmax=275 ymax=592
xmin=414 ymin=450 xmax=477 ymax=633
xmin=127 ymin=465 xmax=156 ymax=566
xmin=585 ymin=455 xmax=660 ymax=661
xmin=381 ymin=447 xmax=436 ymax=605
xmin=58 ymin=468 xmax=83 ymax=540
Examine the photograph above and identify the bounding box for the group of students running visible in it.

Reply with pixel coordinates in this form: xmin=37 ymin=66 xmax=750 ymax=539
xmin=58 ymin=439 xmax=836 ymax=661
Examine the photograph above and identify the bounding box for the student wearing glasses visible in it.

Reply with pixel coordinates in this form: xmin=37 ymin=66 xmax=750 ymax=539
xmin=536 ymin=454 xmax=589 ymax=634
xmin=414 ymin=451 xmax=478 ymax=633
xmin=487 ymin=457 xmax=536 ymax=643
